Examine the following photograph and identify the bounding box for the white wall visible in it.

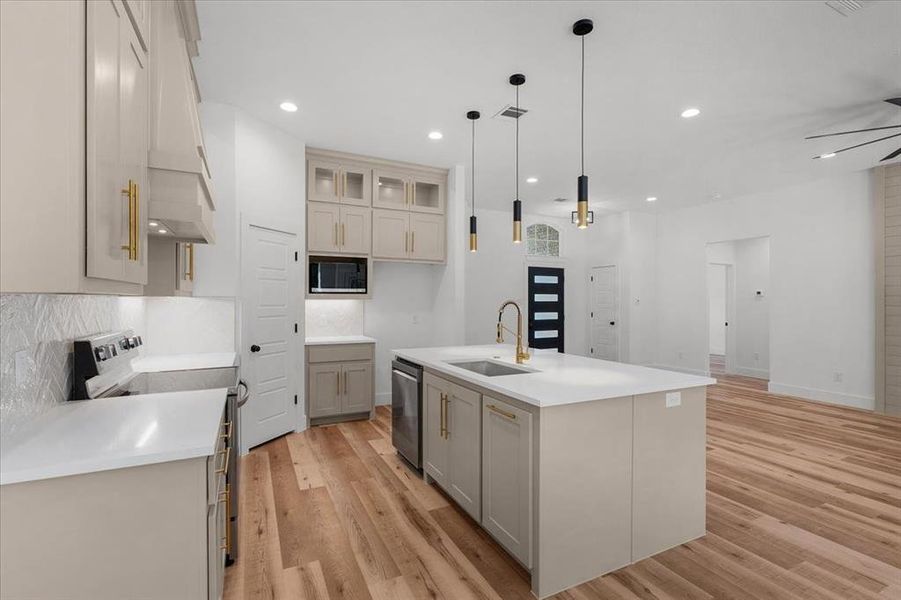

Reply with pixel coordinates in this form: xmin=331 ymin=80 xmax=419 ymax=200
xmin=655 ymin=171 xmax=874 ymax=408
xmin=463 ymin=209 xmax=589 ymax=356
xmin=196 ymin=103 xmax=307 ymax=427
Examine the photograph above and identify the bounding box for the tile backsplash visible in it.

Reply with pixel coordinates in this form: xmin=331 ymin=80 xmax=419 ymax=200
xmin=0 ymin=294 xmax=235 ymax=438
xmin=305 ymin=299 xmax=364 ymax=337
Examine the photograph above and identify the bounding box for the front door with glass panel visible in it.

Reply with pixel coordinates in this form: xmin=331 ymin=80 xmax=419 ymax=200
xmin=527 ymin=266 xmax=565 ymax=352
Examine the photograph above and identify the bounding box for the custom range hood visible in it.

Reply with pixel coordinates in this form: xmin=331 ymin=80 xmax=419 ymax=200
xmin=147 ymin=0 xmax=215 ymax=244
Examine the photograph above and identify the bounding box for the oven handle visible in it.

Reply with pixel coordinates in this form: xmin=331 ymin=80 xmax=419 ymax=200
xmin=237 ymin=379 xmax=250 ymax=407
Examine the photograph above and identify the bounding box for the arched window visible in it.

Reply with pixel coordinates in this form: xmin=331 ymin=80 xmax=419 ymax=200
xmin=526 ymin=223 xmax=560 ymax=257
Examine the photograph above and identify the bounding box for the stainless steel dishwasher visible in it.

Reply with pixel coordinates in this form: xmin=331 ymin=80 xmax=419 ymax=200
xmin=391 ymin=358 xmax=422 ymax=469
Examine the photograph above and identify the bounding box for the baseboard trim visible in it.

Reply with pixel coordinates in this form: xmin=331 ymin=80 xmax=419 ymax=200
xmin=767 ymin=381 xmax=874 ymax=411
xmin=736 ymin=366 xmax=769 ymax=379
xmin=649 ymin=364 xmax=711 ymax=377
xmin=375 ymin=392 xmax=391 ymax=406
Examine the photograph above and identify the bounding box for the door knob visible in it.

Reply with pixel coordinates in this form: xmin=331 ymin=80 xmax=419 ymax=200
xmin=250 ymin=344 xmax=261 ymax=353
xmin=609 ymin=321 xmax=615 ymax=326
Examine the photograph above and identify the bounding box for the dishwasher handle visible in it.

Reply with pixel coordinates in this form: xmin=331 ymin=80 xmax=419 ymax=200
xmin=392 ymin=369 xmax=419 ymax=383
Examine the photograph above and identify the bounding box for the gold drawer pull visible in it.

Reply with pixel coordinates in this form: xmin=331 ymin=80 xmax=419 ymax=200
xmin=487 ymin=404 xmax=516 ymax=420
xmin=220 ymin=421 xmax=232 ymax=440
xmin=216 ymin=448 xmax=230 ymax=474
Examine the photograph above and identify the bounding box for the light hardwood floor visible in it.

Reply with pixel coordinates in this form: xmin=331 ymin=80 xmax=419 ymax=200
xmin=225 ymin=376 xmax=901 ymax=600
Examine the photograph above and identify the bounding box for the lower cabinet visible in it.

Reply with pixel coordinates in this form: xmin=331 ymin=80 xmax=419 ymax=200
xmin=422 ymin=373 xmax=481 ymax=521
xmin=0 ymin=409 xmax=230 ymax=600
xmin=306 ymin=343 xmax=374 ymax=424
xmin=482 ymin=395 xmax=533 ymax=568
xmin=424 ymin=373 xmax=534 ymax=567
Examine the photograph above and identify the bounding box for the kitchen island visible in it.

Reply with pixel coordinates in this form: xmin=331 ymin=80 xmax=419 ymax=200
xmin=393 ymin=345 xmax=715 ymax=599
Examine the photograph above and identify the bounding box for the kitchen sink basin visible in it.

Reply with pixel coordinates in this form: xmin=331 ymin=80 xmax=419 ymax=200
xmin=447 ymin=360 xmax=534 ymax=377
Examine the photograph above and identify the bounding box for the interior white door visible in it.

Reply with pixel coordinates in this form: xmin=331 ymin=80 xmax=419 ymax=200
xmin=589 ymin=266 xmax=619 ymax=361
xmin=241 ymin=223 xmax=299 ymax=452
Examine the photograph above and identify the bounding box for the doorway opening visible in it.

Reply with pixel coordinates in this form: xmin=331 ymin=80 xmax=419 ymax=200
xmin=706 ymin=237 xmax=770 ymax=383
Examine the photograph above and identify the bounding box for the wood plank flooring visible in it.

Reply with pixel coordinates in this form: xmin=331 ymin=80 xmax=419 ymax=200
xmin=225 ymin=377 xmax=901 ymax=600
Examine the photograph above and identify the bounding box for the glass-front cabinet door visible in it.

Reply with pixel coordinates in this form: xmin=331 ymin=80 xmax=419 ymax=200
xmin=372 ymin=170 xmax=409 ymax=210
xmin=308 ymin=160 xmax=340 ymax=203
xmin=339 ymin=164 xmax=371 ymax=206
xmin=411 ymin=176 xmax=444 ymax=214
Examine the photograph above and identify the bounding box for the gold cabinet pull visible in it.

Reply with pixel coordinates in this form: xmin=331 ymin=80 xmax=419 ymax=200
xmin=411 ymin=181 xmax=416 ymax=207
xmin=343 ymin=370 xmax=348 ymax=394
xmin=336 ymin=371 xmax=341 ymax=395
xmin=411 ymin=231 xmax=415 ymax=254
xmin=220 ymin=420 xmax=232 ymax=440
xmin=404 ymin=231 xmax=408 ymax=253
xmin=343 ymin=171 xmax=347 ymax=199
xmin=120 ymin=180 xmax=138 ymax=260
xmin=216 ymin=448 xmax=230 ymax=475
xmin=438 ymin=392 xmax=445 ymax=438
xmin=334 ymin=222 xmax=338 ymax=246
xmin=487 ymin=404 xmax=517 ymax=420
xmin=185 ymin=243 xmax=195 ymax=281
xmin=333 ymin=171 xmax=338 ymax=197
xmin=133 ymin=182 xmax=139 ymax=261
xmin=441 ymin=392 xmax=450 ymax=439
xmin=341 ymin=223 xmax=346 ymax=247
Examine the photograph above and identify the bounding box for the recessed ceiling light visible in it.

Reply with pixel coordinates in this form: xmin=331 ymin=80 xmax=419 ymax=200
xmin=148 ymin=221 xmax=158 ymax=227
xmin=526 ymin=177 xmax=538 ymax=184
xmin=279 ymin=101 xmax=298 ymax=113
xmin=158 ymin=229 xmax=168 ymax=234
xmin=819 ymin=152 xmax=836 ymax=159
xmin=680 ymin=108 xmax=700 ymax=118
xmin=428 ymin=131 xmax=443 ymax=140
xmin=646 ymin=196 xmax=657 ymax=202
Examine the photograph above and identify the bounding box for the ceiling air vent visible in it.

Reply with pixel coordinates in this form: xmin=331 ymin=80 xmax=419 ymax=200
xmin=494 ymin=104 xmax=528 ymax=121
xmin=825 ymin=0 xmax=872 ymax=17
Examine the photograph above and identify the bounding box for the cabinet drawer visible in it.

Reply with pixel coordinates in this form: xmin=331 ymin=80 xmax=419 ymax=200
xmin=307 ymin=343 xmax=373 ymax=364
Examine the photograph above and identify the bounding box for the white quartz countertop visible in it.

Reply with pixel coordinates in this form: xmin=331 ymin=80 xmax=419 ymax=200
xmin=306 ymin=335 xmax=376 ymax=346
xmin=0 ymin=389 xmax=228 ymax=485
xmin=393 ymin=345 xmax=716 ymax=408
xmin=131 ymin=352 xmax=238 ymax=372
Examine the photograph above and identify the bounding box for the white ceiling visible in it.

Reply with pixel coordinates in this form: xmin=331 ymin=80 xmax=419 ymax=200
xmin=194 ymin=1 xmax=901 ymax=218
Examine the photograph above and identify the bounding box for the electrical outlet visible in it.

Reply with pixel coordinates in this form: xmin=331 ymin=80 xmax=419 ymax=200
xmin=666 ymin=391 xmax=682 ymax=408
xmin=412 ymin=314 xmax=420 ymax=325
xmin=833 ymin=371 xmax=843 ymax=383
xmin=678 ymin=351 xmax=684 ymax=360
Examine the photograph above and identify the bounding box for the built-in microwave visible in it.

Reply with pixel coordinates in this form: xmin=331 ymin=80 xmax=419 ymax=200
xmin=308 ymin=256 xmax=368 ymax=295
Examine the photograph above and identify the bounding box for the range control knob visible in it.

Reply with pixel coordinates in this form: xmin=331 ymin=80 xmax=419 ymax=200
xmin=120 ymin=339 xmax=129 ymax=350
xmin=136 ymin=336 xmax=143 ymax=346
xmin=94 ymin=347 xmax=107 ymax=361
xmin=108 ymin=344 xmax=118 ymax=357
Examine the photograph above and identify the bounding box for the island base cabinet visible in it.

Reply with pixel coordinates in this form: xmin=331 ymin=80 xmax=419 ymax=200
xmin=631 ymin=388 xmax=707 ymax=561
xmin=423 ymin=373 xmax=481 ymax=521
xmin=482 ymin=395 xmax=533 ymax=568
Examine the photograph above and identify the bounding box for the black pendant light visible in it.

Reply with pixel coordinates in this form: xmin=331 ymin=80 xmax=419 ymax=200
xmin=573 ymin=18 xmax=593 ymax=229
xmin=467 ymin=110 xmax=480 ymax=252
xmin=510 ymin=73 xmax=525 ymax=243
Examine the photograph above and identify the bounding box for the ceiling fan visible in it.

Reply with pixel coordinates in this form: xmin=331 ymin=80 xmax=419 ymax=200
xmin=807 ymin=97 xmax=900 ymax=162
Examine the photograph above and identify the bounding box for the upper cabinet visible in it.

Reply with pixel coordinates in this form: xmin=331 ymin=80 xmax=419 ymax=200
xmin=0 ymin=0 xmax=216 ymax=294
xmin=306 ymin=148 xmax=447 ymax=264
xmin=373 ymin=170 xmax=445 ymax=214
xmin=308 ymin=160 xmax=371 ymax=206
xmin=147 ymin=0 xmax=215 ymax=243
xmin=86 ymin=0 xmax=149 ymax=285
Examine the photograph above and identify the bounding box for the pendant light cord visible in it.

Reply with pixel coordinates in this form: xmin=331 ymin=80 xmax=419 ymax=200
xmin=581 ymin=35 xmax=585 ymax=176
xmin=515 ymin=85 xmax=520 ymax=201
xmin=471 ymin=118 xmax=475 ymax=216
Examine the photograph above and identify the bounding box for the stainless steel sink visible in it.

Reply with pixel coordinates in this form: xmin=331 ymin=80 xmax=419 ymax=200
xmin=447 ymin=360 xmax=534 ymax=377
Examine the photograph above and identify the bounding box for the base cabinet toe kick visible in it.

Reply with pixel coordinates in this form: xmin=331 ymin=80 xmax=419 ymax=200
xmin=421 ymin=369 xmax=707 ymax=599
